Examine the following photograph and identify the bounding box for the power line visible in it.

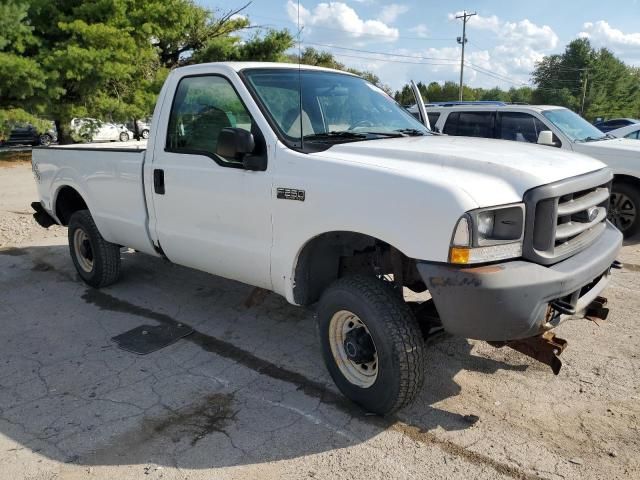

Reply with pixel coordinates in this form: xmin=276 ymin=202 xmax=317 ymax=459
xmin=250 ymin=14 xmax=457 ymax=42
xmin=301 ymin=41 xmax=459 ymax=62
xmin=302 ymin=42 xmax=532 ymax=87
xmin=252 ymin=12 xmax=594 ymax=93
xmin=303 ymin=36 xmax=586 ymax=91
xmin=328 ymin=51 xmax=467 ymax=67
xmin=464 ymin=64 xmax=529 ymax=86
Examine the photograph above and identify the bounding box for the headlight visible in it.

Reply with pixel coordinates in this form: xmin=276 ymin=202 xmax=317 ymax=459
xmin=449 ymin=203 xmax=525 ymax=264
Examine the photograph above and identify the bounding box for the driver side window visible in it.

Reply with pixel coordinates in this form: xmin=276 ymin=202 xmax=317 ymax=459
xmin=166 ymin=75 xmax=253 ymax=165
xmin=626 ymin=131 xmax=639 ymax=140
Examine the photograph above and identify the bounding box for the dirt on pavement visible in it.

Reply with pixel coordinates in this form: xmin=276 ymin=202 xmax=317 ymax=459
xmin=1 ymin=162 xmax=639 ymax=480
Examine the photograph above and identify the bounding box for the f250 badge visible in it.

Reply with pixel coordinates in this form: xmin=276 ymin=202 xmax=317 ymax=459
xmin=277 ymin=188 xmax=305 ymax=202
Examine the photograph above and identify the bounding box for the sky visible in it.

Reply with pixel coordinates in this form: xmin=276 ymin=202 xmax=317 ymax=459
xmin=199 ymin=0 xmax=640 ymax=91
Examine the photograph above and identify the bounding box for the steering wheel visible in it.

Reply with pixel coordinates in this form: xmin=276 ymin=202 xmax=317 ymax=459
xmin=348 ymin=120 xmax=374 ymax=130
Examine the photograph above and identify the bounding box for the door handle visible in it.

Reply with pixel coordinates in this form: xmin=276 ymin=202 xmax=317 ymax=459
xmin=153 ymin=169 xmax=165 ymax=194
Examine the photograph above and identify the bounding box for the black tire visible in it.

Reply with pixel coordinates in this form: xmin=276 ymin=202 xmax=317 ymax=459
xmin=68 ymin=210 xmax=121 ymax=288
xmin=141 ymin=129 xmax=149 ymax=139
xmin=317 ymin=275 xmax=426 ymax=415
xmin=119 ymin=132 xmax=130 ymax=142
xmin=610 ymin=182 xmax=640 ymax=238
xmin=39 ymin=134 xmax=52 ymax=147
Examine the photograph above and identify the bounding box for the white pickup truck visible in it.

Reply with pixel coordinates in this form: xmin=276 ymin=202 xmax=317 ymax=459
xmin=31 ymin=62 xmax=622 ymax=414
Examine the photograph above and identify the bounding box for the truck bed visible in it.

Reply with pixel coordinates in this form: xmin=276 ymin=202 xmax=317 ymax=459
xmin=32 ymin=141 xmax=156 ymax=255
xmin=47 ymin=140 xmax=147 ymax=151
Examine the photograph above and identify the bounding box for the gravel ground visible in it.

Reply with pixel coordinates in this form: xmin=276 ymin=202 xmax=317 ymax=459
xmin=1 ymin=162 xmax=639 ymax=480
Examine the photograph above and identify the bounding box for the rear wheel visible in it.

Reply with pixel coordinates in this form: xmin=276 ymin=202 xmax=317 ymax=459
xmin=39 ymin=134 xmax=52 ymax=146
xmin=68 ymin=210 xmax=121 ymax=287
xmin=119 ymin=132 xmax=130 ymax=142
xmin=141 ymin=129 xmax=149 ymax=139
xmin=609 ymin=182 xmax=640 ymax=238
xmin=317 ymin=275 xmax=426 ymax=415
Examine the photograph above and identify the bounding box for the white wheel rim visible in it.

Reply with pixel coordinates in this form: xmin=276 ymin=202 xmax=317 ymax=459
xmin=328 ymin=310 xmax=378 ymax=388
xmin=73 ymin=229 xmax=94 ymax=273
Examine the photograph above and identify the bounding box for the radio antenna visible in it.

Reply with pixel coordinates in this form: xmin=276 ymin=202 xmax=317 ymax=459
xmin=297 ymin=0 xmax=304 ymax=150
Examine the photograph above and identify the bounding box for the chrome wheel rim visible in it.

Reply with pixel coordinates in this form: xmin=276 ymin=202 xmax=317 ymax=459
xmin=328 ymin=310 xmax=378 ymax=388
xmin=73 ymin=229 xmax=94 ymax=273
xmin=608 ymin=191 xmax=636 ymax=232
xmin=120 ymin=132 xmax=128 ymax=142
xmin=141 ymin=130 xmax=149 ymax=139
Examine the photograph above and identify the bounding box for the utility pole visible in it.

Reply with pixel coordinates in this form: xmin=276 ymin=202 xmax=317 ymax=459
xmin=456 ymin=11 xmax=476 ymax=101
xmin=580 ymin=69 xmax=588 ymax=116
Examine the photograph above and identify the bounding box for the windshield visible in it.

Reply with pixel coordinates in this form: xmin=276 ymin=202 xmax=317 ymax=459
xmin=542 ymin=108 xmax=608 ymax=142
xmin=242 ymin=68 xmax=429 ymax=149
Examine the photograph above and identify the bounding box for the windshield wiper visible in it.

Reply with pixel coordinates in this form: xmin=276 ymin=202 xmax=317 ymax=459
xmin=393 ymin=128 xmax=426 ymax=136
xmin=302 ymin=130 xmax=407 ymax=142
xmin=302 ymin=131 xmax=367 ymax=141
xmin=578 ymin=136 xmax=608 ymax=142
xmin=361 ymin=131 xmax=405 ymax=138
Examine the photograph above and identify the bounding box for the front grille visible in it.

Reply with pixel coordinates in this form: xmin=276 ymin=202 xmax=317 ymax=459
xmin=523 ymin=169 xmax=613 ymax=265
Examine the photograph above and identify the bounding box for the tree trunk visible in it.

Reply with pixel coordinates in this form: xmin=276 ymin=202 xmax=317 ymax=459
xmin=132 ymin=118 xmax=140 ymax=141
xmin=55 ymin=119 xmax=74 ymax=145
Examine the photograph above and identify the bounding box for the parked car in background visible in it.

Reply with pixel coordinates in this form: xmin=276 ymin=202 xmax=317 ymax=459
xmin=1 ymin=123 xmax=57 ymax=147
xmin=412 ymin=103 xmax=640 ymax=237
xmin=137 ymin=120 xmax=150 ymax=139
xmin=70 ymin=118 xmax=133 ymax=142
xmin=608 ymin=123 xmax=640 ymax=140
xmin=115 ymin=124 xmax=135 ymax=141
xmin=593 ymin=118 xmax=640 ymax=133
xmin=124 ymin=120 xmax=151 ymax=140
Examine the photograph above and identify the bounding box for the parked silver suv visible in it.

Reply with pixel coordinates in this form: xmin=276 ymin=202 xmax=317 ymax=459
xmin=408 ymin=103 xmax=640 ymax=238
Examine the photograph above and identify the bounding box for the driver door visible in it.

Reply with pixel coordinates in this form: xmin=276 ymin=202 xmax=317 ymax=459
xmin=150 ymin=74 xmax=273 ymax=290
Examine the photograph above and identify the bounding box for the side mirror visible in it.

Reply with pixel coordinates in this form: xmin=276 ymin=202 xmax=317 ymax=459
xmin=216 ymin=127 xmax=266 ymax=171
xmin=537 ymin=130 xmax=557 ymax=147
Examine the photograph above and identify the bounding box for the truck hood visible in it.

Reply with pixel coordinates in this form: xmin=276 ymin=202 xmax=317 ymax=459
xmin=313 ymin=135 xmax=606 ymax=208
xmin=572 ymin=137 xmax=640 ymax=159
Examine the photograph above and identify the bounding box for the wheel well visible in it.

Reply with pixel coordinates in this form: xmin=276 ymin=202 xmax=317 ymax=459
xmin=613 ymin=174 xmax=640 ymax=189
xmin=292 ymin=231 xmax=425 ymax=305
xmin=55 ymin=186 xmax=88 ymax=226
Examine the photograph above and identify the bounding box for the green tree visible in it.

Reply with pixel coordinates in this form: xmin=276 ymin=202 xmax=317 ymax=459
xmin=192 ymin=29 xmax=294 ymax=63
xmin=137 ymin=1 xmax=256 ymax=69
xmin=2 ymin=1 xmax=254 ymax=142
xmin=531 ymin=38 xmax=640 ymax=121
xmin=24 ymin=0 xmax=163 ymax=142
xmin=0 ymin=0 xmax=49 ymax=140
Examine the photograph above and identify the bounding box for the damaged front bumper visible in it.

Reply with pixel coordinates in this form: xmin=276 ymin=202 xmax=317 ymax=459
xmin=417 ymin=222 xmax=623 ymax=342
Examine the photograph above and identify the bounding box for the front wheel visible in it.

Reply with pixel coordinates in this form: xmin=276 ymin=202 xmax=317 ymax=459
xmin=317 ymin=275 xmax=426 ymax=415
xmin=609 ymin=182 xmax=640 ymax=238
xmin=119 ymin=132 xmax=130 ymax=142
xmin=68 ymin=210 xmax=121 ymax=288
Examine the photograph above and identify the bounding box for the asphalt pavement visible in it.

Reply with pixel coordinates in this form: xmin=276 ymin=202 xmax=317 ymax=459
xmin=1 ymin=163 xmax=639 ymax=480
